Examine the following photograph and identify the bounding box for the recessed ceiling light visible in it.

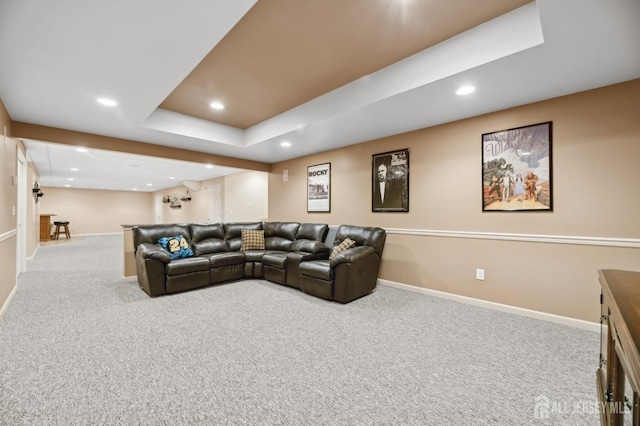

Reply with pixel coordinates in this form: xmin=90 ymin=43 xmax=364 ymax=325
xmin=70 ymin=167 xmax=79 ymax=171
xmin=76 ymin=147 xmax=88 ymax=152
xmin=64 ymin=184 xmax=71 ymax=187
xmin=280 ymin=141 xmax=291 ymax=147
xmin=146 ymin=183 xmax=152 ymax=186
xmin=205 ymin=164 xmax=213 ymax=169
xmin=169 ymin=176 xmax=175 ymax=180
xmin=456 ymin=86 xmax=476 ymax=95
xmin=97 ymin=98 xmax=117 ymax=107
xmin=210 ymin=102 xmax=224 ymax=110
xmin=67 ymin=178 xmax=74 ymax=181
xmin=132 ymin=188 xmax=137 ymax=191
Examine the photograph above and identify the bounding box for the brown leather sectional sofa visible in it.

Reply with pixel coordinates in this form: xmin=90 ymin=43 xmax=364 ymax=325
xmin=133 ymin=222 xmax=386 ymax=303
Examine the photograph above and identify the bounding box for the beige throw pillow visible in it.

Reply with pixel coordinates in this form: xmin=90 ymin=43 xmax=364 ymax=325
xmin=241 ymin=229 xmax=265 ymax=251
xmin=329 ymin=238 xmax=356 ymax=260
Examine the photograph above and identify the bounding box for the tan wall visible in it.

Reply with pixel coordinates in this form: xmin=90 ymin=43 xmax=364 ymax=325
xmin=225 ymin=171 xmax=268 ymax=222
xmin=268 ymin=79 xmax=640 ymax=322
xmin=154 ymin=171 xmax=268 ymax=224
xmin=0 ymin=98 xmax=17 ymax=315
xmin=37 ymin=187 xmax=154 ymax=235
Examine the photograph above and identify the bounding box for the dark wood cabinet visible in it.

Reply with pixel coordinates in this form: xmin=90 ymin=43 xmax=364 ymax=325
xmin=597 ymin=269 xmax=640 ymax=426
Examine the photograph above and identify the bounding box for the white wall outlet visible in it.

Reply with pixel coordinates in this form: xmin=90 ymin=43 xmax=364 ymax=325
xmin=476 ymin=268 xmax=485 ymax=281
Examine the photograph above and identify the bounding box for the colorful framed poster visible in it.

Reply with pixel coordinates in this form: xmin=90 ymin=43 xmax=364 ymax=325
xmin=482 ymin=121 xmax=552 ymax=212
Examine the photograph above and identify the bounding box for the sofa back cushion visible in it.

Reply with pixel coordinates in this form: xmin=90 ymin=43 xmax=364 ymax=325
xmin=297 ymin=223 xmax=329 ymax=242
xmin=335 ymin=225 xmax=386 ymax=257
xmin=133 ymin=224 xmax=191 ymax=253
xmin=263 ymin=222 xmax=300 ymax=251
xmin=190 ymin=223 xmax=228 ymax=256
xmin=288 ymin=223 xmax=330 ymax=253
xmin=224 ymin=222 xmax=263 ymax=251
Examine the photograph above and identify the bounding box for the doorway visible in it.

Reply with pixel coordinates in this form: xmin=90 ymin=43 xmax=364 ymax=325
xmin=154 ymin=194 xmax=163 ymax=224
xmin=205 ymin=184 xmax=222 ymax=224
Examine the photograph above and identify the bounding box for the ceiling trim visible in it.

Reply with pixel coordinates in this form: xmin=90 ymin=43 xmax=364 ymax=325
xmin=12 ymin=122 xmax=271 ymax=172
xmin=140 ymin=3 xmax=543 ymax=151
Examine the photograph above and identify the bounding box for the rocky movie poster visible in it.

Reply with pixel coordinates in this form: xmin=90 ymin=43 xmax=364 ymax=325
xmin=482 ymin=122 xmax=552 ymax=211
xmin=307 ymin=163 xmax=330 ymax=212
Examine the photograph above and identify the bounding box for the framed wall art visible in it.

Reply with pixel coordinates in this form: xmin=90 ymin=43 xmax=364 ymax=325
xmin=307 ymin=163 xmax=331 ymax=212
xmin=372 ymin=148 xmax=409 ymax=212
xmin=482 ymin=121 xmax=552 ymax=212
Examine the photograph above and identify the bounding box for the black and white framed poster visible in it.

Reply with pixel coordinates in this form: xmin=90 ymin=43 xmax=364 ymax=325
xmin=372 ymin=149 xmax=409 ymax=212
xmin=307 ymin=163 xmax=331 ymax=212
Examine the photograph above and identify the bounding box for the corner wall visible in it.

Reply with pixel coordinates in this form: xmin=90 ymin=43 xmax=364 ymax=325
xmin=268 ymin=79 xmax=640 ymax=322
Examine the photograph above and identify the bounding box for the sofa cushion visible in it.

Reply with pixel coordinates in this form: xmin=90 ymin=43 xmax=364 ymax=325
xmin=158 ymin=235 xmax=195 ymax=260
xmin=192 ymin=238 xmax=228 ymax=256
xmin=133 ymin=224 xmax=191 ymax=252
xmin=296 ymin=223 xmax=329 ymax=242
xmin=329 ymin=238 xmax=356 ymax=260
xmin=334 ymin=225 xmax=386 ymax=257
xmin=289 ymin=239 xmax=330 ymax=254
xmin=190 ymin=223 xmax=228 ymax=256
xmin=241 ymin=229 xmax=265 ymax=251
xmin=190 ymin=223 xmax=225 ymax=242
xmin=299 ymin=260 xmax=332 ymax=281
xmin=205 ymin=252 xmax=246 ymax=268
xmin=262 ymin=252 xmax=288 ymax=269
xmin=264 ymin=222 xmax=299 ymax=251
xmin=225 ymin=222 xmax=263 ymax=251
xmin=165 ymin=256 xmax=210 ymax=276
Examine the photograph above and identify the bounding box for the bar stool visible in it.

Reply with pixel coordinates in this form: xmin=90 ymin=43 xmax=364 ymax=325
xmin=53 ymin=221 xmax=71 ymax=239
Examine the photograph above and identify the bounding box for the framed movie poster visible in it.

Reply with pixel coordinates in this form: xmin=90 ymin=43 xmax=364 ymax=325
xmin=307 ymin=163 xmax=331 ymax=212
xmin=372 ymin=149 xmax=409 ymax=212
xmin=482 ymin=121 xmax=552 ymax=212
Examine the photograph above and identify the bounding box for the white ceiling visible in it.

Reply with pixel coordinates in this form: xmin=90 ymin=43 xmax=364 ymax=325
xmin=22 ymin=140 xmax=244 ymax=192
xmin=1 ymin=0 xmax=639 ymax=192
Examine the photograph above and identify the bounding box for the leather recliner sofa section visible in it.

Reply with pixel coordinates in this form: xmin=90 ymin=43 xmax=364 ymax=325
xmin=298 ymin=225 xmax=387 ymax=303
xmin=133 ymin=221 xmax=385 ymax=303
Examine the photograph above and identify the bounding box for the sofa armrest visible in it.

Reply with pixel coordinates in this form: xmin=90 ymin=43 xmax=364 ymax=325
xmin=330 ymin=246 xmax=375 ymax=268
xmin=331 ymin=246 xmax=381 ymax=303
xmin=135 ymin=244 xmax=169 ymax=297
xmin=137 ymin=243 xmax=171 ymax=264
xmin=290 ymin=239 xmax=330 ymax=254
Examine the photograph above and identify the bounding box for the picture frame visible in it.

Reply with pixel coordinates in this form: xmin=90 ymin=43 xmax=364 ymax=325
xmin=372 ymin=148 xmax=409 ymax=212
xmin=482 ymin=121 xmax=552 ymax=212
xmin=307 ymin=163 xmax=331 ymax=212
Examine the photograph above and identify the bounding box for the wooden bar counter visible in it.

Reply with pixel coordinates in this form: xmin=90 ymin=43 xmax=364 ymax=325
xmin=39 ymin=214 xmax=56 ymax=241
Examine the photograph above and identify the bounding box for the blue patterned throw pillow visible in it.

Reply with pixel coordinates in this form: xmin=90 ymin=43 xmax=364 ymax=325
xmin=158 ymin=235 xmax=194 ymax=260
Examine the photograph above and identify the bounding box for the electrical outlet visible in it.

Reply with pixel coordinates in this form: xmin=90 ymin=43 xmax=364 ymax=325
xmin=476 ymin=268 xmax=485 ymax=281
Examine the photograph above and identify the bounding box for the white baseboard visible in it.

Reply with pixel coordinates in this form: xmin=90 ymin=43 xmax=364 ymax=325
xmin=378 ymin=279 xmax=600 ymax=333
xmin=0 ymin=284 xmax=18 ymax=325
xmin=74 ymin=232 xmax=122 ymax=237
xmin=122 ymin=276 xmax=137 ymax=282
xmin=27 ymin=244 xmax=39 ymax=260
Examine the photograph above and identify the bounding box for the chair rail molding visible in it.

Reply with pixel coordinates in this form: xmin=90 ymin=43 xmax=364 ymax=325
xmin=384 ymin=227 xmax=640 ymax=248
xmin=0 ymin=229 xmax=17 ymax=243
